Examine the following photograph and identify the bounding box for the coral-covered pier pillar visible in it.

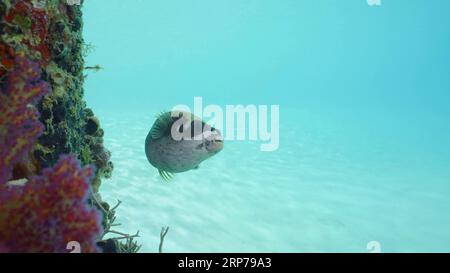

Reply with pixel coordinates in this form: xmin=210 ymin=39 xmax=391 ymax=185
xmin=0 ymin=0 xmax=116 ymax=253
xmin=1 ymin=0 xmax=112 ymax=191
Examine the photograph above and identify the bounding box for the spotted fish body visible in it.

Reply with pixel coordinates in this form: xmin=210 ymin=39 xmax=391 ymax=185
xmin=145 ymin=111 xmax=223 ymax=180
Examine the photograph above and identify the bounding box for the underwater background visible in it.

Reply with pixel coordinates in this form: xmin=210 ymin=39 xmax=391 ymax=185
xmin=83 ymin=0 xmax=450 ymax=252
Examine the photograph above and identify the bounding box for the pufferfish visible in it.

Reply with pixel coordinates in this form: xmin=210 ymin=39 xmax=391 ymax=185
xmin=145 ymin=111 xmax=224 ymax=180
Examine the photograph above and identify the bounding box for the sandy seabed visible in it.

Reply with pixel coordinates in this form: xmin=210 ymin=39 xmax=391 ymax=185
xmin=97 ymin=108 xmax=450 ymax=253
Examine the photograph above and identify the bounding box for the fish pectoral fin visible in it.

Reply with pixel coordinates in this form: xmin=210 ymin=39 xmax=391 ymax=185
xmin=158 ymin=169 xmax=174 ymax=181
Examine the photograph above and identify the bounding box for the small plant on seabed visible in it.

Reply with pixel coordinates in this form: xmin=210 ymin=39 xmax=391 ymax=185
xmin=90 ymin=193 xmax=170 ymax=253
xmin=159 ymin=226 xmax=169 ymax=253
xmin=90 ymin=194 xmax=142 ymax=253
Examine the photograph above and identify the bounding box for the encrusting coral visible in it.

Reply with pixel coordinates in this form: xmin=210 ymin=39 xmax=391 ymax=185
xmin=1 ymin=0 xmax=113 ymax=192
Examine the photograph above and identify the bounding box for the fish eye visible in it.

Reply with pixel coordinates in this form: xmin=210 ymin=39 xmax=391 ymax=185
xmin=211 ymin=127 xmax=216 ymax=132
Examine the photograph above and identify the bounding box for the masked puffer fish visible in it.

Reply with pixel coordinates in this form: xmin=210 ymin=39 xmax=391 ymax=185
xmin=145 ymin=111 xmax=224 ymax=181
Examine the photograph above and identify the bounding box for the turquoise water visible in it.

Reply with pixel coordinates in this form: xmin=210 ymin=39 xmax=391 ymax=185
xmin=83 ymin=0 xmax=450 ymax=252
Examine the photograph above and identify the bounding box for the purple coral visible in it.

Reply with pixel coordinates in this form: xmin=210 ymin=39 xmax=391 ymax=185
xmin=0 ymin=155 xmax=102 ymax=253
xmin=0 ymin=54 xmax=103 ymax=253
xmin=0 ymin=53 xmax=50 ymax=184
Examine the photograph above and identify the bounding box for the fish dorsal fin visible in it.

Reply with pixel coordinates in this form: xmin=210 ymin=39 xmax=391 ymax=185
xmin=150 ymin=111 xmax=199 ymax=140
xmin=150 ymin=111 xmax=177 ymax=139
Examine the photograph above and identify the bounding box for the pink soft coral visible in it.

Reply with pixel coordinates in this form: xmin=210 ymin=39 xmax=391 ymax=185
xmin=0 ymin=53 xmax=50 ymax=184
xmin=0 ymin=155 xmax=102 ymax=253
xmin=0 ymin=54 xmax=103 ymax=253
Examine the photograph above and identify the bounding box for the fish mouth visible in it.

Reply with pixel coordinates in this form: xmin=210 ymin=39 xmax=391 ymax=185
xmin=205 ymin=138 xmax=224 ymax=153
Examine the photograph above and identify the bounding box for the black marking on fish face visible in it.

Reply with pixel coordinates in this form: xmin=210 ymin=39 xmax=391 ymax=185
xmin=178 ymin=123 xmax=184 ymax=134
xmin=196 ymin=143 xmax=204 ymax=150
xmin=188 ymin=120 xmax=205 ymax=139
